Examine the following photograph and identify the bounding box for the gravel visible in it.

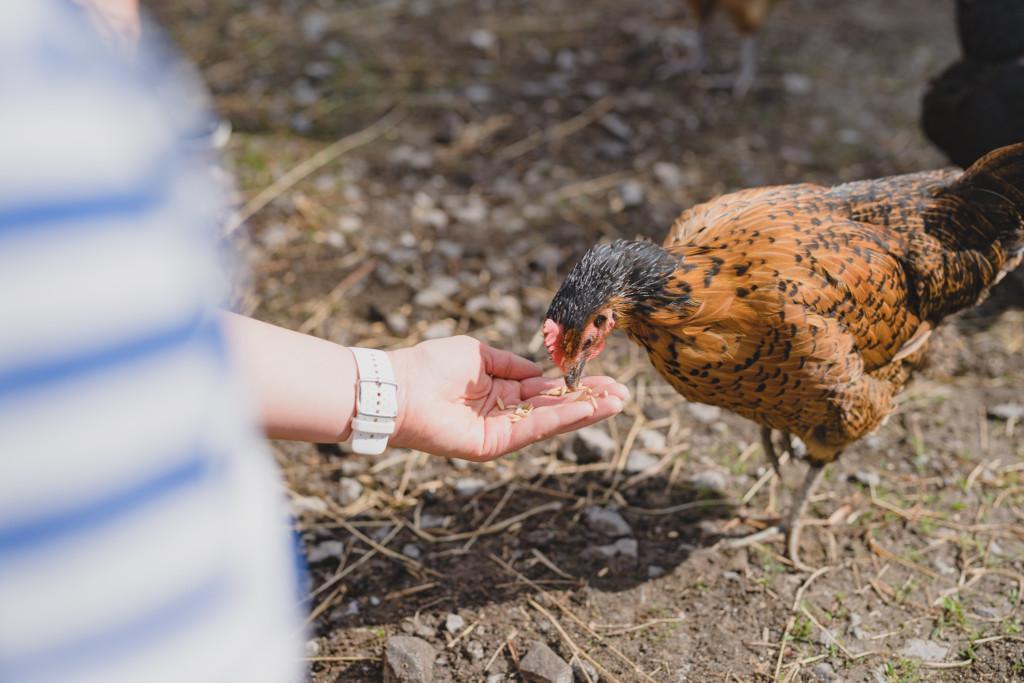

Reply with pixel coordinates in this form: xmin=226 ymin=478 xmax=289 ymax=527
xmin=571 ymin=427 xmax=616 ymax=464
xmin=583 ymin=506 xmax=632 ymax=537
xmin=519 ymin=641 xmax=573 ymax=683
xmin=383 ymin=636 xmax=436 ymax=683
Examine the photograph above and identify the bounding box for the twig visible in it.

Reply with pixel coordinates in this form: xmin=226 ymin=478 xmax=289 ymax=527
xmin=774 ymin=616 xmax=794 ymax=682
xmin=527 ymin=598 xmax=608 ymax=683
xmin=792 ymin=566 xmax=833 ymax=611
xmin=225 ymin=108 xmax=404 ymax=235
xmin=496 ymin=97 xmax=614 ymax=161
xmin=404 ymin=501 xmax=563 ymax=543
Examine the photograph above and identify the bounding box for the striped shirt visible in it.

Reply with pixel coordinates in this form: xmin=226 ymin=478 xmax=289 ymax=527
xmin=0 ymin=3 xmax=302 ymax=682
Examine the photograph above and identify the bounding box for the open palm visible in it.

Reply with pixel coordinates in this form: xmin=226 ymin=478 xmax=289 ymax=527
xmin=389 ymin=336 xmax=627 ymax=461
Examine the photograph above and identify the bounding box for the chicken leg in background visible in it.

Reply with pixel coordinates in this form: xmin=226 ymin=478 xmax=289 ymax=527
xmin=684 ymin=0 xmax=782 ymax=97
xmin=544 ymin=143 xmax=1024 ymax=569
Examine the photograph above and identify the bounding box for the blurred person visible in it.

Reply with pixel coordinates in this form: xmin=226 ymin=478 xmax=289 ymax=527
xmin=0 ymin=2 xmax=627 ymax=682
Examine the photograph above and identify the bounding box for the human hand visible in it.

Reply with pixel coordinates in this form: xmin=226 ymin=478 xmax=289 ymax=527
xmin=388 ymin=336 xmax=627 ymax=461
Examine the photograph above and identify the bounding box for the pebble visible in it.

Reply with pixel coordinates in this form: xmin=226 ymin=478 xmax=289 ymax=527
xmin=464 ymin=639 xmax=485 ymax=662
xmin=519 ymin=641 xmax=573 ymax=683
xmin=422 ymin=319 xmax=456 ymax=339
xmin=583 ymin=506 xmax=632 ymax=537
xmin=638 ymin=429 xmax=667 ymax=451
xmin=571 ymin=657 xmax=600 ymax=683
xmin=848 ymin=613 xmax=867 ymax=641
xmin=454 ymin=478 xmax=486 ymax=497
xmin=414 ymin=275 xmax=460 ymax=307
xmin=600 ymin=113 xmax=634 ymax=140
xmin=301 ymin=10 xmax=330 ymax=42
xmin=988 ymin=402 xmax=1024 ymax=421
xmin=486 ymin=675 xmax=506 ymax=683
xmin=469 ymin=28 xmax=497 ymax=51
xmin=647 ymin=564 xmax=666 ymax=579
xmin=583 ymin=538 xmax=638 ymax=562
xmin=690 ymin=470 xmax=727 ymax=494
xmin=386 ymin=313 xmax=410 ymax=336
xmin=852 ymin=470 xmax=880 ymax=488
xmin=305 ymin=639 xmax=321 ymax=657
xmin=782 ymin=72 xmax=813 ymax=95
xmin=900 ymin=638 xmax=948 ymax=662
xmin=419 ymin=513 xmax=447 ymax=529
xmin=571 ymin=427 xmax=616 ymax=464
xmin=444 ymin=613 xmax=466 ymax=634
xmin=618 ymin=180 xmax=646 ymax=208
xmin=811 ymin=662 xmax=840 ymax=682
xmin=291 ymin=495 xmax=328 ymax=515
xmin=624 ymin=449 xmax=659 ymax=474
xmin=335 ymin=477 xmax=364 ymax=506
xmin=384 ymin=636 xmax=436 ymax=683
xmin=415 ymin=622 xmax=435 ymax=640
xmin=653 ymin=161 xmax=686 ymax=190
xmin=307 ymin=540 xmax=344 ymax=563
xmin=402 ymin=543 xmax=422 ymax=560
xmin=687 ymin=403 xmax=721 ymax=423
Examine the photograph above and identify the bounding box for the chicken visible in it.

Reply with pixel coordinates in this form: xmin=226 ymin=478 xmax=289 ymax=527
xmin=685 ymin=0 xmax=782 ymax=97
xmin=543 ymin=143 xmax=1024 ymax=568
xmin=922 ymin=0 xmax=1024 ymax=168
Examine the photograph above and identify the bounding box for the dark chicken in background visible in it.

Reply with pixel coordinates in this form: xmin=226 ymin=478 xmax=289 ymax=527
xmin=544 ymin=143 xmax=1024 ymax=568
xmin=684 ymin=0 xmax=783 ymax=97
xmin=922 ymin=0 xmax=1024 ymax=168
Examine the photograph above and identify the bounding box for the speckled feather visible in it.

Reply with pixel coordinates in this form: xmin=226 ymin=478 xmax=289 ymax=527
xmin=551 ymin=143 xmax=1024 ymax=464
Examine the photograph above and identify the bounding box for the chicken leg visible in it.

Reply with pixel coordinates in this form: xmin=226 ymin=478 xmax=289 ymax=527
xmin=724 ymin=461 xmax=825 ymax=571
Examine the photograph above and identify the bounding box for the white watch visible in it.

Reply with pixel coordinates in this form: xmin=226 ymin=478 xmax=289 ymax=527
xmin=349 ymin=348 xmax=398 ymax=455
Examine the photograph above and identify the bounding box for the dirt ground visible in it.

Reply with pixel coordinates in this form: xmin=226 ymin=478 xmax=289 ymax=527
xmin=153 ymin=0 xmax=1023 ymax=680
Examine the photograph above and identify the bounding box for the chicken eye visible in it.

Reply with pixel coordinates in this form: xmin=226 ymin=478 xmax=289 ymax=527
xmin=593 ymin=314 xmax=607 ymax=329
xmin=582 ymin=338 xmax=593 ymax=350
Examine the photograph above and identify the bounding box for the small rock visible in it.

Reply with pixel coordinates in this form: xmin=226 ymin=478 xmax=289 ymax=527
xmin=469 ymin=28 xmax=497 ymax=50
xmin=647 ymin=564 xmax=666 ymax=579
xmin=782 ymin=72 xmax=813 ymax=95
xmin=370 ymin=596 xmax=381 ymax=606
xmin=445 ymin=613 xmax=466 ymax=634
xmin=419 ymin=513 xmax=447 ymax=530
xmin=571 ymin=428 xmax=616 ymax=464
xmin=307 ymin=540 xmax=344 ymax=563
xmin=402 ymin=543 xmax=422 ymax=560
xmin=690 ymin=470 xmax=727 ymax=493
xmin=454 ymin=478 xmax=485 ymax=497
xmin=852 ymin=470 xmax=880 ymax=488
xmin=414 ymin=275 xmax=460 ymax=307
xmin=422 ymin=319 xmax=456 ymax=339
xmin=933 ymin=557 xmax=956 ymax=576
xmin=343 ymin=600 xmax=360 ymax=616
xmin=618 ymin=180 xmax=645 ymax=207
xmin=600 ymin=113 xmax=634 ymax=140
xmin=723 ymin=570 xmax=741 ymax=581
xmin=384 ymin=636 xmax=436 ymax=683
xmin=988 ymin=403 xmax=1024 ymax=421
xmin=305 ymin=639 xmax=321 ymax=657
xmin=519 ymin=641 xmax=573 ymax=683
xmin=464 ymin=640 xmax=485 ymax=662
xmin=582 ymin=537 xmax=638 ymax=563
xmin=386 ymin=313 xmax=410 ymax=336
xmin=301 ymin=10 xmax=330 ymax=42
xmin=973 ymin=606 xmax=998 ymax=619
xmin=336 ymin=477 xmax=364 ymax=506
xmin=687 ymin=403 xmax=721 ymax=423
xmin=653 ymin=162 xmax=686 ymax=190
xmin=291 ymin=495 xmax=328 ymax=515
xmin=638 ymin=429 xmax=667 ymax=451
xmin=486 ymin=675 xmax=506 ymax=683
xmin=848 ymin=613 xmax=866 ymax=641
xmin=624 ymin=449 xmax=658 ymax=474
xmin=571 ymin=656 xmax=600 ymax=683
xmin=900 ymin=638 xmax=948 ymax=663
xmin=415 ymin=622 xmax=435 ymax=640
xmin=811 ymin=662 xmax=839 ymax=682
xmin=583 ymin=506 xmax=632 ymax=537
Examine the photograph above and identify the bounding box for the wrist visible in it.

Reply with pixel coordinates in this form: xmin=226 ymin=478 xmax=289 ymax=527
xmin=385 ymin=348 xmax=412 ymax=448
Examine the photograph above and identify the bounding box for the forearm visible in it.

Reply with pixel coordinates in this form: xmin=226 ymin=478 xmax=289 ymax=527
xmin=221 ymin=312 xmax=363 ymax=442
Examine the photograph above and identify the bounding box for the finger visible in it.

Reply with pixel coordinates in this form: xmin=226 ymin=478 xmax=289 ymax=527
xmin=483 ymin=344 xmax=542 ymax=380
xmin=494 ymin=394 xmax=625 ymax=454
xmin=519 ymin=375 xmax=630 ymax=401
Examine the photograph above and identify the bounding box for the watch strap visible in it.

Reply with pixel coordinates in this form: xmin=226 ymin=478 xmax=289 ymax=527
xmin=349 ymin=347 xmax=398 ymax=455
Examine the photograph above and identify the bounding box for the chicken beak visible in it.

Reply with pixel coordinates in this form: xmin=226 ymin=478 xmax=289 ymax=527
xmin=564 ymin=359 xmax=586 ymax=391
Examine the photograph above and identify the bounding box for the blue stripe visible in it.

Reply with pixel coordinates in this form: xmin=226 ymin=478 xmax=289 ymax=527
xmin=0 ymin=572 xmax=232 ymax=681
xmin=0 ymin=183 xmax=165 ymax=237
xmin=0 ymin=450 xmax=216 ymax=556
xmin=0 ymin=314 xmax=221 ymax=401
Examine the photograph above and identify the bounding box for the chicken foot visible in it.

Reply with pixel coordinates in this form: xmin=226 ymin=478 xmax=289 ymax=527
xmin=723 ymin=461 xmax=826 ymax=571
